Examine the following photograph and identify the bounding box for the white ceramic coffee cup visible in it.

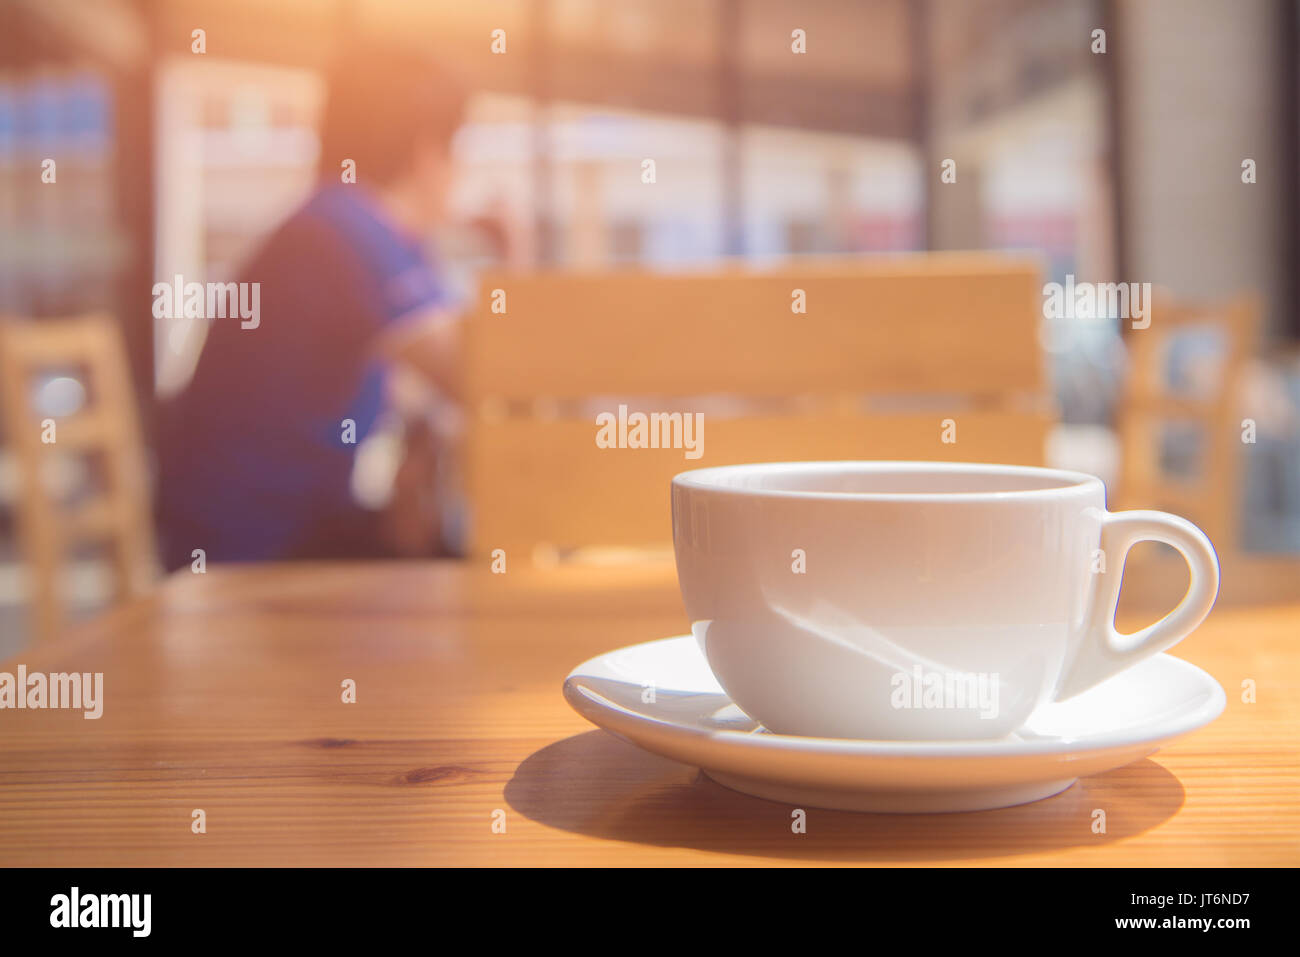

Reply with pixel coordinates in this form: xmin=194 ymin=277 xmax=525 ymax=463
xmin=671 ymin=461 xmax=1219 ymax=740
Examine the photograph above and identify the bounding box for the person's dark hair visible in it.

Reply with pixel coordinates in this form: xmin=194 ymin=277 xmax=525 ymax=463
xmin=318 ymin=42 xmax=466 ymax=186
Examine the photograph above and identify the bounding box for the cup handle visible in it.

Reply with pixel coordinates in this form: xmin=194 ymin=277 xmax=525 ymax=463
xmin=1055 ymin=509 xmax=1219 ymax=700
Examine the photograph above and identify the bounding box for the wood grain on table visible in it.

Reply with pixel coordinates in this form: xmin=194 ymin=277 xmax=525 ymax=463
xmin=0 ymin=561 xmax=1296 ymax=866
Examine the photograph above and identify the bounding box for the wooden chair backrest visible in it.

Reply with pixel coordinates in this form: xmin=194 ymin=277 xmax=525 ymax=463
xmin=1117 ymin=293 xmax=1262 ymax=552
xmin=460 ymin=253 xmax=1052 ymax=558
xmin=0 ymin=314 xmax=155 ymax=641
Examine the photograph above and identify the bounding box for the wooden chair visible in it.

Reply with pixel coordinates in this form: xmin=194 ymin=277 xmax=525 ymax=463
xmin=0 ymin=314 xmax=156 ymax=642
xmin=1117 ymin=293 xmax=1262 ymax=554
xmin=459 ymin=253 xmax=1053 ymax=560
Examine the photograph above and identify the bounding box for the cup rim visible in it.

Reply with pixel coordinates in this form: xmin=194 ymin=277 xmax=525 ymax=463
xmin=671 ymin=460 xmax=1104 ymax=502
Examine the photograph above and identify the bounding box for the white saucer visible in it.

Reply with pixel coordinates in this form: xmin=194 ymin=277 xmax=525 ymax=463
xmin=562 ymin=635 xmax=1225 ymax=813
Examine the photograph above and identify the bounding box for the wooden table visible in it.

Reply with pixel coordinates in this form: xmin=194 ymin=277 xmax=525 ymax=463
xmin=1 ymin=561 xmax=1296 ymax=866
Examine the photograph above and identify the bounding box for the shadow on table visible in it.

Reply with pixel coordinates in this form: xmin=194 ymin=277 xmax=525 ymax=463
xmin=505 ymin=730 xmax=1185 ymax=862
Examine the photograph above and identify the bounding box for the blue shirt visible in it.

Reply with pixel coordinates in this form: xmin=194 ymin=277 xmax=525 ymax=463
xmin=158 ymin=185 xmax=446 ymax=569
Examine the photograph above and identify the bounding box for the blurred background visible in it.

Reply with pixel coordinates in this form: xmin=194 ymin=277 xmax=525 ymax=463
xmin=0 ymin=0 xmax=1297 ymax=653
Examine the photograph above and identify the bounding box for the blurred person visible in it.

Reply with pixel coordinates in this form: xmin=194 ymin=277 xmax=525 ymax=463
xmin=157 ymin=43 xmax=466 ymax=570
